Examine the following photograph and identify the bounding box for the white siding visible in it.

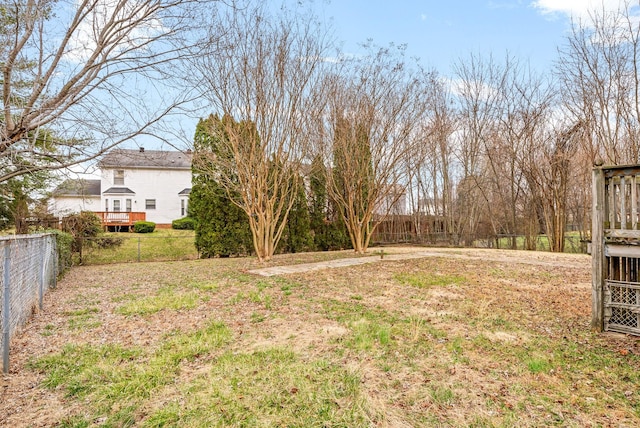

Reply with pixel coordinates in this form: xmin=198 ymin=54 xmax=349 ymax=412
xmin=101 ymin=167 xmax=191 ymax=224
xmin=49 ymin=196 xmax=101 ymax=217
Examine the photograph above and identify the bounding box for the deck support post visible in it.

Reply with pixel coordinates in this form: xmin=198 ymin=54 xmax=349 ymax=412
xmin=592 ymin=164 xmax=605 ymax=331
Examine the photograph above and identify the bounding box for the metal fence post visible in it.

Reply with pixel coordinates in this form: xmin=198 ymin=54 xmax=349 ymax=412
xmin=52 ymin=236 xmax=58 ymax=288
xmin=39 ymin=240 xmax=44 ymax=310
xmin=3 ymin=244 xmax=11 ymax=374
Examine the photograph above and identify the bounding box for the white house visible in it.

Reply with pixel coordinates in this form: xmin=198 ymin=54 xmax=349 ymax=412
xmin=49 ymin=179 xmax=102 ymax=215
xmin=51 ymin=148 xmax=192 ymax=227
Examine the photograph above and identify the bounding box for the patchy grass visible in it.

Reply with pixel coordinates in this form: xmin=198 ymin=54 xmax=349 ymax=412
xmin=64 ymin=307 xmax=101 ymax=331
xmin=80 ymin=229 xmax=198 ymax=264
xmin=115 ymin=288 xmax=203 ymax=316
xmin=29 ymin=321 xmax=231 ymax=426
xmin=394 ymin=271 xmax=467 ymax=288
xmin=144 ymin=349 xmax=369 ymax=427
xmin=6 ymin=248 xmax=640 ymax=427
xmin=79 ymin=228 xmax=377 ymax=266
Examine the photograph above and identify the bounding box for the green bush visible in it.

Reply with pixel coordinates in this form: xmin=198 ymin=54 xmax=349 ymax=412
xmin=61 ymin=211 xmax=102 ymax=238
xmin=45 ymin=229 xmax=73 ymax=276
xmin=191 ymin=115 xmax=253 ymax=258
xmin=279 ymin=178 xmax=313 ymax=254
xmin=61 ymin=211 xmax=103 ymax=253
xmin=191 ymin=182 xmax=253 ymax=258
xmin=90 ymin=236 xmax=125 ymax=249
xmin=172 ymin=217 xmax=196 ymax=230
xmin=133 ymin=221 xmax=156 ymax=233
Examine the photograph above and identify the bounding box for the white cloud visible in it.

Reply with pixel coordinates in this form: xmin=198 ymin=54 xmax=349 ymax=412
xmin=532 ymin=0 xmax=627 ymax=21
xmin=65 ymin=0 xmax=164 ymax=63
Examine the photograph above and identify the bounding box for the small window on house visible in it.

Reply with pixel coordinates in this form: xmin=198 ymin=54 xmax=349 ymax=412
xmin=113 ymin=200 xmax=121 ymax=212
xmin=126 ymin=199 xmax=132 ymax=212
xmin=114 ymin=169 xmax=125 ymax=185
xmin=105 ymin=199 xmax=109 ymax=212
xmin=181 ymin=199 xmax=185 ymax=217
xmin=145 ymin=199 xmax=156 ymax=210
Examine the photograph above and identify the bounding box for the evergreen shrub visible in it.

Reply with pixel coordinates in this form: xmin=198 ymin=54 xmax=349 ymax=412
xmin=172 ymin=217 xmax=196 ymax=230
xmin=133 ymin=221 xmax=156 ymax=233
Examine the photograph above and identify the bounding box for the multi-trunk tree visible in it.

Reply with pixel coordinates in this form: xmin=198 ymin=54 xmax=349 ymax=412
xmin=317 ymin=45 xmax=432 ymax=254
xmin=190 ymin=4 xmax=331 ymax=261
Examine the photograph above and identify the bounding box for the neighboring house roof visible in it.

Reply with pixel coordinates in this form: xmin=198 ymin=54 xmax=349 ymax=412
xmin=99 ymin=148 xmax=192 ymax=169
xmin=103 ymin=187 xmax=136 ymax=195
xmin=178 ymin=188 xmax=191 ymax=195
xmin=52 ymin=179 xmax=101 ymax=197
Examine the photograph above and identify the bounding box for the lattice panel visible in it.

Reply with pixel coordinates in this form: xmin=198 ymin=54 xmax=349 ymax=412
xmin=605 ymin=280 xmax=640 ymax=334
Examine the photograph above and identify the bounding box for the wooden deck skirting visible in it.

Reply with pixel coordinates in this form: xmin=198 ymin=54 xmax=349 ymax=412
xmin=592 ymin=163 xmax=640 ymax=335
xmin=94 ymin=211 xmax=146 ymax=228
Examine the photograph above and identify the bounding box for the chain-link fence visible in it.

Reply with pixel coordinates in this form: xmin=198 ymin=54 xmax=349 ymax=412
xmin=77 ymin=233 xmax=198 ymax=265
xmin=0 ymin=234 xmax=58 ymax=373
xmin=371 ymin=231 xmax=589 ymax=254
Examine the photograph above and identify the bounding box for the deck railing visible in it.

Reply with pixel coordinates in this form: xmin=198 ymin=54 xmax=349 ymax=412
xmin=93 ymin=211 xmax=146 ymax=226
xmin=592 ymin=164 xmax=640 ymax=334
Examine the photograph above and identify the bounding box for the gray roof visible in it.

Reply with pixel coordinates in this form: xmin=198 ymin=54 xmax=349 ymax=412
xmin=52 ymin=179 xmax=101 ymax=197
xmin=178 ymin=188 xmax=191 ymax=195
xmin=103 ymin=187 xmax=136 ymax=195
xmin=99 ymin=148 xmax=193 ymax=169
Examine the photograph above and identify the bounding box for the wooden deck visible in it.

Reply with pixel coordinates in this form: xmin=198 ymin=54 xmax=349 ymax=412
xmin=94 ymin=211 xmax=146 ymax=229
xmin=592 ymin=164 xmax=640 ymax=335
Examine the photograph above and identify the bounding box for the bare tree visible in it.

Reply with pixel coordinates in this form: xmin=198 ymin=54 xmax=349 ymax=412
xmin=453 ymin=53 xmax=557 ymax=249
xmin=1 ymin=0 xmax=209 ymax=183
xmin=523 ymin=121 xmax=584 ymax=252
xmin=495 ymin=58 xmax=556 ymax=250
xmin=190 ymin=4 xmax=331 ymax=261
xmin=452 ymin=53 xmax=505 ymax=245
xmin=553 ymin=2 xmax=640 ymax=248
xmin=317 ymin=45 xmax=432 ymax=254
xmin=557 ymin=2 xmax=640 ymax=164
xmin=406 ymin=72 xmax=456 ymax=243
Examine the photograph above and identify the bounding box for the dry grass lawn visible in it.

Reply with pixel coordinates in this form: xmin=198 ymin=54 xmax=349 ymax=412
xmin=1 ymin=247 xmax=639 ymax=427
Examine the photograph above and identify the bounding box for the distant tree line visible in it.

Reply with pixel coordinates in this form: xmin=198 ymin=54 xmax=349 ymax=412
xmin=188 ymin=2 xmax=640 ymax=259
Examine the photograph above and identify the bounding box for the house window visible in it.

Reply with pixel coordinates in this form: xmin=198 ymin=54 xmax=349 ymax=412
xmin=105 ymin=199 xmax=109 ymax=212
xmin=181 ymin=199 xmax=185 ymax=217
xmin=114 ymin=170 xmax=124 ymax=185
xmin=145 ymin=199 xmax=156 ymax=210
xmin=126 ymin=199 xmax=132 ymax=212
xmin=113 ymin=200 xmax=121 ymax=212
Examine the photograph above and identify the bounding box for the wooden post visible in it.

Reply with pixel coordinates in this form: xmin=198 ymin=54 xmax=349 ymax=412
xmin=592 ymin=163 xmax=605 ymax=331
xmin=633 ymin=175 xmax=638 ymax=230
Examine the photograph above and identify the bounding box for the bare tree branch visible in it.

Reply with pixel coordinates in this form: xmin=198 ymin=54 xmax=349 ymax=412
xmin=315 ymin=44 xmax=433 ymax=254
xmin=1 ymin=0 xmax=218 ymax=183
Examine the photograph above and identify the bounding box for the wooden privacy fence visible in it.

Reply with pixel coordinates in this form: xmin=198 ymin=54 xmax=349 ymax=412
xmin=592 ymin=163 xmax=640 ymax=334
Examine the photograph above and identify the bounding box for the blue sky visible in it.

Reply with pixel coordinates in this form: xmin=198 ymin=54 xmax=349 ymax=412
xmin=318 ymin=0 xmax=629 ymax=74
